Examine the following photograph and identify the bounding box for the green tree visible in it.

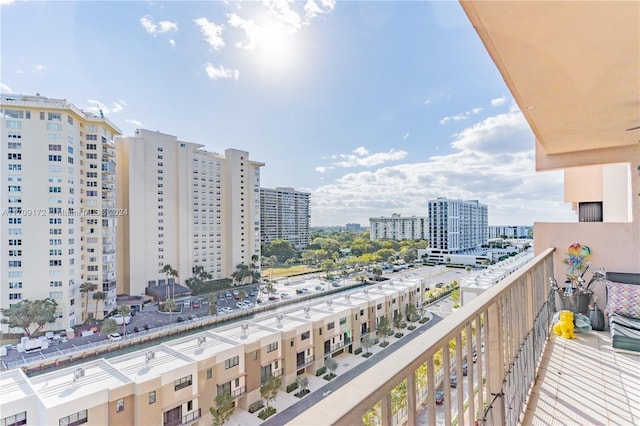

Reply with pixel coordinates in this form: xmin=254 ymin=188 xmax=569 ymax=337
xmin=450 ymin=288 xmax=461 ymax=306
xmin=260 ymin=374 xmax=282 ymax=408
xmin=208 ymin=293 xmax=217 ymax=316
xmin=296 ymin=375 xmax=310 ymax=394
xmin=361 ymin=333 xmax=374 ymax=355
xmin=164 ymin=299 xmax=177 ymax=325
xmin=324 ymin=357 xmax=338 ymax=377
xmin=406 ymin=303 xmax=419 ymax=324
xmin=372 ymin=266 xmax=382 ymax=278
xmin=377 ymin=316 xmax=391 ymax=343
xmin=465 ymin=265 xmax=472 ymax=275
xmin=159 ymin=264 xmax=179 ymax=299
xmin=249 ymin=254 xmax=261 ymax=283
xmin=100 ymin=318 xmax=118 ymax=336
xmin=320 ymin=259 xmax=335 ymax=278
xmin=375 ymin=248 xmax=395 ymax=263
xmin=0 ymin=299 xmax=58 ymax=338
xmin=231 ymin=263 xmax=250 ymax=286
xmin=117 ymin=305 xmax=132 ymax=338
xmin=263 ymin=239 xmax=297 ymax=262
xmin=210 ymin=392 xmax=235 ymax=426
xmin=79 ymin=282 xmax=97 ymax=322
xmin=186 ymin=265 xmax=212 ymax=295
xmin=393 ymin=312 xmax=404 ymax=334
xmin=92 ymin=291 xmax=106 ymax=320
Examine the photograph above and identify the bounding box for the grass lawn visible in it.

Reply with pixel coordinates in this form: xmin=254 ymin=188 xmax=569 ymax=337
xmin=267 ymin=265 xmax=320 ymax=279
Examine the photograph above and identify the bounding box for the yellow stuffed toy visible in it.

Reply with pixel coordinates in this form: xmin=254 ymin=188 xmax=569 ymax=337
xmin=553 ymin=310 xmax=576 ymax=339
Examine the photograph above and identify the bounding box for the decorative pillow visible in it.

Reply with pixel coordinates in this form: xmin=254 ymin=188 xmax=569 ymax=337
xmin=606 ymin=281 xmax=640 ymax=319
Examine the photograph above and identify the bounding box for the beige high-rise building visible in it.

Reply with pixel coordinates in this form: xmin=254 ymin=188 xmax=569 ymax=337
xmin=115 ymin=129 xmax=263 ymax=297
xmin=260 ymin=187 xmax=310 ymax=250
xmin=1 ymin=94 xmax=121 ymax=332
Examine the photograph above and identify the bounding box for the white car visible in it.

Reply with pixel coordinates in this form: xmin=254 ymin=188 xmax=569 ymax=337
xmin=109 ymin=333 xmax=122 ymax=342
xmin=112 ymin=314 xmax=131 ymax=325
xmin=280 ymin=293 xmax=291 ymax=299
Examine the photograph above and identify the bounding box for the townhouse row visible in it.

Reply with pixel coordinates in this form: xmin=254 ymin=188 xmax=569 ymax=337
xmin=1 ymin=277 xmax=427 ymax=426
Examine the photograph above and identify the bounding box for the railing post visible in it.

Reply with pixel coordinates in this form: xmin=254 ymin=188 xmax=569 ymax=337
xmin=407 ymin=372 xmax=417 ymax=425
xmin=487 ymin=301 xmax=505 ymax=424
xmin=380 ymin=393 xmax=392 ymax=426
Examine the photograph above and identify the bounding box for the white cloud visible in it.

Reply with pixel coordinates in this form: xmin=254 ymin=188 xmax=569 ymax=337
xmin=194 ymin=17 xmax=225 ymax=50
xmin=0 ymin=0 xmax=16 ymax=5
xmin=204 ymin=63 xmax=239 ymax=80
xmin=304 ymin=0 xmax=335 ymax=22
xmin=440 ymin=106 xmax=482 ymax=124
xmin=491 ymin=96 xmax=506 ymax=107
xmin=125 ymin=118 xmax=143 ymax=127
xmin=227 ymin=13 xmax=263 ymax=51
xmin=34 ymin=64 xmax=45 ymax=72
xmin=315 ymin=166 xmax=326 ymax=173
xmin=14 ymin=69 xmax=24 ymax=75
xmin=262 ymin=0 xmax=302 ymax=32
xmin=310 ymin=108 xmax=575 ymax=226
xmin=85 ymin=99 xmax=127 ymax=116
xmin=169 ymin=39 xmax=176 ymax=47
xmin=332 ymin=147 xmax=408 ymax=168
xmin=403 ymin=132 xmax=410 ymax=140
xmin=141 ymin=15 xmax=178 ymax=35
xmin=0 ymin=83 xmax=13 ymax=93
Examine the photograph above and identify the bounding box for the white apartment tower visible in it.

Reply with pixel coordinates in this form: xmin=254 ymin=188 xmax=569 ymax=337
xmin=369 ymin=214 xmax=428 ymax=241
xmin=116 ymin=129 xmax=263 ymax=297
xmin=427 ymin=198 xmax=488 ymax=255
xmin=260 ymin=187 xmax=310 ymax=250
xmin=1 ymin=94 xmax=121 ymax=332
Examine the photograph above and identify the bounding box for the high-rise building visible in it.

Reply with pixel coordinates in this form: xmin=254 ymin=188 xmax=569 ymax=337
xmin=345 ymin=223 xmax=362 ymax=233
xmin=488 ymin=225 xmax=532 ymax=239
xmin=369 ymin=213 xmax=428 ymax=241
xmin=260 ymin=187 xmax=310 ymax=250
xmin=427 ymin=198 xmax=488 ymax=257
xmin=1 ymin=94 xmax=121 ymax=331
xmin=116 ymin=129 xmax=263 ymax=297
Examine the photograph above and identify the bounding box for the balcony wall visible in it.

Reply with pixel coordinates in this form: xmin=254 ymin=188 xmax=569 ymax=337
xmin=288 ymin=249 xmax=556 ymax=425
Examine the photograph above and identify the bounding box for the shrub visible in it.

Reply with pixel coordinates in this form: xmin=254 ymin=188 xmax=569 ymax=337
xmin=354 ymin=347 xmax=362 ymax=355
xmin=407 ymin=325 xmax=416 ymax=331
xmin=248 ymin=400 xmax=264 ymax=413
xmin=419 ymin=317 xmax=429 ymax=324
xmin=257 ymin=406 xmax=277 ymax=420
xmin=295 ymin=389 xmax=310 ymax=398
xmin=379 ymin=341 xmax=390 ymax=348
xmin=286 ymin=382 xmax=299 ymax=393
xmin=316 ymin=367 xmax=327 ymax=376
xmin=394 ymin=332 xmax=404 ymax=338
xmin=362 ymin=352 xmax=373 ymax=358
xmin=323 ymin=373 xmax=336 ymax=381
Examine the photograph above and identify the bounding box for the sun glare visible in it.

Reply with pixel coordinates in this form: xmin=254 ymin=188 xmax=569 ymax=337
xmin=255 ymin=23 xmax=298 ymax=74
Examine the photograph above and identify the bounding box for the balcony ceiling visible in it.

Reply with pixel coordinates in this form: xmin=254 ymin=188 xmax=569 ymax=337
xmin=461 ymin=1 xmax=640 ymax=155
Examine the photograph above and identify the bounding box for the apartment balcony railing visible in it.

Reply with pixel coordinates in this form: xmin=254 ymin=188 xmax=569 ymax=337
xmin=290 ymin=248 xmax=556 ymax=425
xmin=179 ymin=408 xmax=201 ymax=425
xmin=297 ymin=355 xmax=315 ymax=369
xmin=230 ymin=386 xmax=246 ymax=399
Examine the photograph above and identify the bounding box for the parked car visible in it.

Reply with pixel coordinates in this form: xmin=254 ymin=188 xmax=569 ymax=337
xmin=108 ymin=333 xmax=122 ymax=342
xmin=233 ymin=290 xmax=240 ymax=299
xmin=462 ymin=363 xmax=468 ymax=376
xmin=112 ymin=314 xmax=131 ymax=325
xmin=192 ymin=300 xmax=201 ymax=309
xmin=450 ymin=375 xmax=457 ymax=388
xmin=280 ymin=293 xmax=291 ymax=299
xmin=236 ymin=301 xmax=247 ymax=309
xmin=331 ymin=282 xmax=342 ymax=288
xmin=435 ymin=282 xmax=444 ymax=288
xmin=315 ymin=285 xmax=324 ymax=291
xmin=217 ymin=293 xmax=225 ymax=300
xmin=226 ymin=293 xmax=233 ymax=300
xmin=268 ymin=295 xmax=280 ymax=301
xmin=435 ymin=389 xmax=445 ymax=405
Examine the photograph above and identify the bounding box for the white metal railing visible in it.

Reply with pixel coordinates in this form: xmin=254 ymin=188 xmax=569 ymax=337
xmin=288 ymin=248 xmax=555 ymax=426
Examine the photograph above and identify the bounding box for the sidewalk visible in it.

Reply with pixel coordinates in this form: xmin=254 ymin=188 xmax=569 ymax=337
xmin=224 ymin=318 xmax=432 ymax=425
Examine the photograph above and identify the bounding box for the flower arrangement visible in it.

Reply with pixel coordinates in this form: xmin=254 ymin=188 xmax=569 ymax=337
xmin=562 ymin=242 xmax=591 ymax=284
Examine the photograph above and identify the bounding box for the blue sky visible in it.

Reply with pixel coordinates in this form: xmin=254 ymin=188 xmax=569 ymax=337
xmin=1 ymin=0 xmax=576 ymax=226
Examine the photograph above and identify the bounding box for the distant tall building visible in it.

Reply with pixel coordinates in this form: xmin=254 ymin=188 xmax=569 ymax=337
xmin=345 ymin=223 xmax=362 ymax=233
xmin=260 ymin=187 xmax=310 ymax=250
xmin=369 ymin=214 xmax=428 ymax=241
xmin=1 ymin=94 xmax=121 ymax=330
xmin=427 ymin=198 xmax=488 ymax=256
xmin=116 ymin=129 xmax=263 ymax=297
xmin=488 ymin=225 xmax=532 ymax=239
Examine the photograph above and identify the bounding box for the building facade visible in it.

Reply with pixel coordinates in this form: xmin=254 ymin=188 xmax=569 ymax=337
xmin=488 ymin=225 xmax=532 ymax=239
xmin=345 ymin=223 xmax=362 ymax=233
xmin=426 ymin=198 xmax=488 ymax=262
xmin=0 ymin=277 xmax=426 ymax=426
xmin=116 ymin=129 xmax=263 ymax=297
xmin=1 ymin=94 xmax=121 ymax=331
xmin=369 ymin=214 xmax=428 ymax=241
xmin=259 ymin=187 xmax=310 ymax=250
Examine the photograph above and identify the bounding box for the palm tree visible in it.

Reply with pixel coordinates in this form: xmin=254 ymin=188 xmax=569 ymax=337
xmin=159 ymin=264 xmax=179 ymax=299
xmin=79 ymin=282 xmax=97 ymax=322
xmin=117 ymin=305 xmax=131 ymax=338
xmin=92 ymin=291 xmax=106 ymax=319
xmin=164 ymin=299 xmax=177 ymax=325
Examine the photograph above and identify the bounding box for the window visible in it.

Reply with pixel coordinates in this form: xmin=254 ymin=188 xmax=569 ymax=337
xmin=340 ymin=317 xmax=347 ymax=325
xmin=3 ymin=411 xmax=27 ymax=426
xmin=48 ymin=112 xmax=61 ymax=121
xmin=301 ymin=331 xmax=310 ymax=340
xmin=187 ymin=400 xmax=193 ymax=411
xmin=267 ymin=341 xmax=278 ymax=353
xmin=116 ymin=399 xmax=124 ymax=413
xmin=206 ymin=367 xmax=213 ymax=379
xmin=174 ymin=375 xmax=192 ymax=391
xmin=225 ymin=355 xmax=239 ymax=369
xmin=327 ymin=322 xmax=335 ymax=330
xmin=8 ymin=153 xmax=21 ymax=160
xmin=58 ymin=409 xmax=87 ymax=426
xmin=148 ymin=391 xmax=156 ymax=404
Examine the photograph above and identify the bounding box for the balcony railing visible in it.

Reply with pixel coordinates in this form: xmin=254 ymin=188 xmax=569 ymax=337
xmin=180 ymin=408 xmax=201 ymax=425
xmin=297 ymin=355 xmax=315 ymax=369
xmin=231 ymin=386 xmax=246 ymax=399
xmin=289 ymin=248 xmax=556 ymax=425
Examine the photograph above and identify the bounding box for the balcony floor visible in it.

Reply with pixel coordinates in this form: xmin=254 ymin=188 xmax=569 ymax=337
xmin=523 ymin=330 xmax=640 ymax=425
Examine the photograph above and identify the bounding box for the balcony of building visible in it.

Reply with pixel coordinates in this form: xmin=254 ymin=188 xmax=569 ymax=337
xmin=288 ymin=249 xmax=639 ymax=425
